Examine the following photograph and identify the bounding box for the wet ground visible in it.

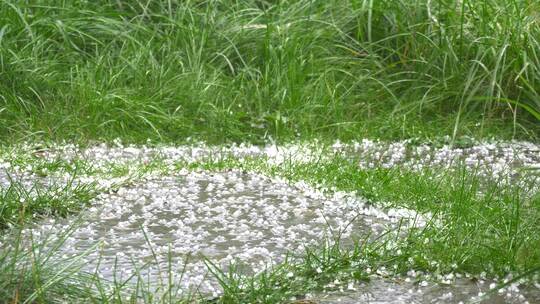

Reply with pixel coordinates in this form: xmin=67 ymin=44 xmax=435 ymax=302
xmin=32 ymin=139 xmax=540 ymax=192
xmin=312 ymin=277 xmax=540 ymax=303
xmin=34 ymin=139 xmax=540 ymax=175
xmin=336 ymin=140 xmax=540 ymax=187
xmin=11 ymin=170 xmax=538 ymax=303
xmin=20 ymin=171 xmax=403 ymax=294
xmin=1 ymin=141 xmax=540 ymax=303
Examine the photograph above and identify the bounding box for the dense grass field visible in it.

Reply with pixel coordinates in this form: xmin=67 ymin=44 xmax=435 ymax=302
xmin=1 ymin=0 xmax=540 ymax=303
xmin=1 ymin=0 xmax=539 ymax=144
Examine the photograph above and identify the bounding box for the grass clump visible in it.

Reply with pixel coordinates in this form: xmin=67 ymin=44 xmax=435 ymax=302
xmin=0 ymin=227 xmax=96 ymax=303
xmin=0 ymin=0 xmax=539 ymax=144
xmin=205 ymin=239 xmax=372 ymax=304
xmin=0 ymin=176 xmax=97 ymax=229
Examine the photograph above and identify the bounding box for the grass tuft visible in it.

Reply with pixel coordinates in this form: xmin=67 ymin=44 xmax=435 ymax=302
xmin=0 ymin=175 xmax=97 ymax=229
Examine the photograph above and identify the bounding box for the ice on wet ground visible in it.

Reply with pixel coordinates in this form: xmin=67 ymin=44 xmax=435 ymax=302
xmin=4 ymin=140 xmax=538 ymax=191
xmin=1 ymin=141 xmax=539 ymax=302
xmin=335 ymin=139 xmax=540 ymax=181
xmin=21 ymin=170 xmax=407 ymax=294
xmin=0 ymin=162 xmax=42 ymax=188
xmin=33 ymin=139 xmax=540 ymax=174
xmin=310 ymin=277 xmax=540 ymax=304
xmin=17 ymin=170 xmax=539 ymax=303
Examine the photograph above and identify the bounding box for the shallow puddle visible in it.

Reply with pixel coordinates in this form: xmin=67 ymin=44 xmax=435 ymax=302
xmin=3 ymin=142 xmax=540 ymax=302
xmin=16 ymin=170 xmax=537 ymax=303
xmin=23 ymin=171 xmax=400 ymax=293
xmin=311 ymin=277 xmax=540 ymax=303
xmin=10 ymin=169 xmax=540 ymax=302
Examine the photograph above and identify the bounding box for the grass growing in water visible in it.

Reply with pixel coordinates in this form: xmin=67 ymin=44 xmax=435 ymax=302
xmin=0 ymin=225 xmax=96 ymax=302
xmin=0 ymin=224 xmax=372 ymax=303
xmin=190 ymin=156 xmax=540 ymax=277
xmin=0 ymin=147 xmax=539 ymax=302
xmin=0 ymin=176 xmax=97 ymax=229
xmin=0 ymin=0 xmax=539 ymax=144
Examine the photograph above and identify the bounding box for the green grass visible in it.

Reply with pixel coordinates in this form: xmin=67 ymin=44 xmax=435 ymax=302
xmin=0 ymin=176 xmax=97 ymax=229
xmin=203 ymin=238 xmax=373 ymax=303
xmin=1 ymin=0 xmax=539 ymax=144
xmin=0 ymin=222 xmax=98 ymax=303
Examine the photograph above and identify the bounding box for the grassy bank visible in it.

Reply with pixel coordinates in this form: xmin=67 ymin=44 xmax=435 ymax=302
xmin=1 ymin=0 xmax=539 ymax=144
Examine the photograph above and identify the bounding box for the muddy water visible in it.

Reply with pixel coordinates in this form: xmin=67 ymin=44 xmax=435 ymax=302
xmin=74 ymin=173 xmax=385 ymax=264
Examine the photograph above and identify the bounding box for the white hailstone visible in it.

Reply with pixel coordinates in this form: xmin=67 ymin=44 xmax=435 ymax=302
xmin=407 ymin=270 xmax=417 ymax=277
xmin=345 ymin=281 xmax=356 ymax=291
xmin=440 ymin=292 xmax=453 ymax=300
xmin=509 ymin=283 xmax=520 ymax=293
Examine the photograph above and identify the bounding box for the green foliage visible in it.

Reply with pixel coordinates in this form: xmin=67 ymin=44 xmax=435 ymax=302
xmin=0 ymin=176 xmax=97 ymax=229
xmin=0 ymin=0 xmax=538 ymax=144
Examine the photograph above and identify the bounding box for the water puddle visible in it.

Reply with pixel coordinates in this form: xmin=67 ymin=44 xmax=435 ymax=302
xmin=23 ymin=171 xmax=401 ymax=294
xmin=310 ymin=277 xmax=540 ymax=303
xmin=12 ymin=169 xmax=540 ymax=302
xmin=3 ymin=141 xmax=539 ymax=302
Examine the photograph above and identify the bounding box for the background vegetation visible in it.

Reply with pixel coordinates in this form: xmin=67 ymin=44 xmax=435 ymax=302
xmin=1 ymin=0 xmax=539 ymax=144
